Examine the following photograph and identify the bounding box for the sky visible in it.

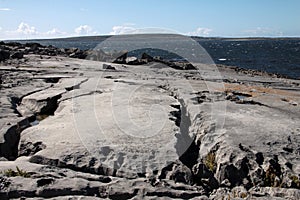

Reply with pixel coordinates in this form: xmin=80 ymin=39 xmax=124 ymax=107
xmin=0 ymin=0 xmax=300 ymax=40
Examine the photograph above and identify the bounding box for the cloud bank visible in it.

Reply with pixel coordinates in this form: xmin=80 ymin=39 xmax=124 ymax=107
xmin=0 ymin=23 xmax=289 ymax=40
xmin=16 ymin=22 xmax=38 ymax=35
xmin=187 ymin=27 xmax=213 ymax=36
xmin=0 ymin=23 xmax=98 ymax=40
xmin=74 ymin=25 xmax=96 ymax=36
xmin=243 ymin=27 xmax=284 ymax=37
xmin=0 ymin=8 xmax=11 ymax=11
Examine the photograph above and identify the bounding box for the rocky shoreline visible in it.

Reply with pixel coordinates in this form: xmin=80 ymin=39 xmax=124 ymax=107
xmin=0 ymin=42 xmax=300 ymax=199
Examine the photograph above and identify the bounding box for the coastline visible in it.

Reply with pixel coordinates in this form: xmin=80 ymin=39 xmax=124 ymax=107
xmin=3 ymin=36 xmax=300 ymax=80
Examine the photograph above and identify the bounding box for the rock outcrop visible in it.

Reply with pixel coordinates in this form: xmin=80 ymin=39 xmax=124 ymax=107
xmin=0 ymin=50 xmax=10 ymax=62
xmin=0 ymin=42 xmax=299 ymax=199
xmin=0 ymin=42 xmax=88 ymax=60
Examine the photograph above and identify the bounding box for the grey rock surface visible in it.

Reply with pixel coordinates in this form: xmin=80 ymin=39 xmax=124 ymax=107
xmin=0 ymin=46 xmax=300 ymax=199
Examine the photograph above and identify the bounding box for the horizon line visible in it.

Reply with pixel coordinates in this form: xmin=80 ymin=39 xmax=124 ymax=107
xmin=2 ymin=34 xmax=300 ymax=41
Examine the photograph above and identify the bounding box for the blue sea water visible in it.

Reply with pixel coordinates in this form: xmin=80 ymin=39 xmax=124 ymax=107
xmin=15 ymin=36 xmax=300 ymax=79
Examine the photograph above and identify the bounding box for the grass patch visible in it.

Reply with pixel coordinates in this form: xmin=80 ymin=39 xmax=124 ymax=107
xmin=204 ymin=152 xmax=216 ymax=172
xmin=264 ymin=166 xmax=277 ymax=187
xmin=289 ymin=174 xmax=300 ymax=188
xmin=36 ymin=114 xmax=49 ymax=121
xmin=1 ymin=166 xmax=30 ymax=178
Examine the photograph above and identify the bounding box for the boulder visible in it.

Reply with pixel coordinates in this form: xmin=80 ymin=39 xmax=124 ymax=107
xmin=69 ymin=50 xmax=87 ymax=59
xmin=11 ymin=51 xmax=24 ymax=59
xmin=103 ymin=64 xmax=116 ymax=70
xmin=113 ymin=52 xmax=128 ymax=64
xmin=192 ymin=163 xmax=219 ymax=190
xmin=126 ymin=56 xmax=139 ymax=65
xmin=159 ymin=162 xmax=193 ymax=185
xmin=141 ymin=53 xmax=154 ymax=62
xmin=5 ymin=42 xmax=22 ymax=47
xmin=25 ymin=42 xmax=42 ymax=52
xmin=0 ymin=50 xmax=10 ymax=61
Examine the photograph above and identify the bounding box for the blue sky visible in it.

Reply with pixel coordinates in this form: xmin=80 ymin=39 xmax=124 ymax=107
xmin=0 ymin=0 xmax=299 ymax=39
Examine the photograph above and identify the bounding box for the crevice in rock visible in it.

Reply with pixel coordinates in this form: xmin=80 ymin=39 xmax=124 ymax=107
xmin=29 ymin=155 xmax=116 ymax=178
xmin=65 ymin=78 xmax=88 ymax=91
xmin=19 ymin=141 xmax=46 ymax=157
xmin=9 ymin=97 xmax=22 ymax=117
xmin=39 ymin=94 xmax=62 ymax=115
xmin=169 ymin=109 xmax=181 ymax=127
xmin=60 ymin=90 xmax=103 ymax=102
xmin=1 ymin=90 xmax=62 ymax=160
xmin=0 ymin=118 xmax=31 ymax=160
xmin=179 ymin=141 xmax=200 ymax=170
xmin=19 ymin=87 xmax=53 ymax=101
xmin=43 ymin=77 xmax=60 ymax=83
xmin=36 ymin=178 xmax=55 ymax=187
xmin=0 ymin=114 xmax=55 ymax=160
xmin=255 ymin=152 xmax=264 ymax=165
xmin=9 ymin=86 xmax=53 ymax=116
xmin=176 ymin=98 xmax=199 ymax=170
xmin=1 ymin=78 xmax=98 ymax=161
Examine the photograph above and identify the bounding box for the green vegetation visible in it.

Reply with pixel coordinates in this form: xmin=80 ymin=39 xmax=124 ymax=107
xmin=264 ymin=166 xmax=277 ymax=187
xmin=36 ymin=114 xmax=49 ymax=121
xmin=204 ymin=152 xmax=216 ymax=172
xmin=1 ymin=166 xmax=30 ymax=178
xmin=240 ymin=192 xmax=248 ymax=198
xmin=264 ymin=165 xmax=283 ymax=187
xmin=289 ymin=174 xmax=300 ymax=188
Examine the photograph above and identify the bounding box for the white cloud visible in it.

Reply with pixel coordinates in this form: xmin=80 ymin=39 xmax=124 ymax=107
xmin=109 ymin=24 xmax=177 ymax=35
xmin=74 ymin=25 xmax=96 ymax=35
xmin=17 ymin=22 xmax=38 ymax=35
xmin=187 ymin=27 xmax=213 ymax=36
xmin=243 ymin=27 xmax=283 ymax=37
xmin=46 ymin=28 xmax=66 ymax=36
xmin=0 ymin=22 xmax=68 ymax=40
xmin=0 ymin=8 xmax=11 ymax=11
xmin=110 ymin=25 xmax=137 ymax=35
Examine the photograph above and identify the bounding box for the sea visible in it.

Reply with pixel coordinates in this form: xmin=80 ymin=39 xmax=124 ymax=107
xmin=14 ymin=36 xmax=300 ymax=79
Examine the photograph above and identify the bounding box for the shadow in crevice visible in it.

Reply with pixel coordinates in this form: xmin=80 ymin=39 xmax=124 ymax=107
xmin=174 ymin=99 xmax=199 ymax=169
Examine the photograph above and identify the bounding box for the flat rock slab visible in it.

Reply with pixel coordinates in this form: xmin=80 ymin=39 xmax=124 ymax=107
xmin=20 ymin=77 xmax=182 ymax=177
xmin=1 ymin=54 xmax=300 ymax=199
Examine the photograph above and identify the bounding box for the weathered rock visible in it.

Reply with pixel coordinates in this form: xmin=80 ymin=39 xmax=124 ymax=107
xmin=0 ymin=118 xmax=31 ymax=160
xmin=10 ymin=51 xmax=24 ymax=59
xmin=193 ymin=163 xmax=219 ymax=190
xmin=25 ymin=42 xmax=42 ymax=52
xmin=103 ymin=63 xmax=116 ymax=70
xmin=159 ymin=161 xmax=193 ymax=185
xmin=4 ymin=42 xmax=22 ymax=47
xmin=113 ymin=51 xmax=128 ymax=64
xmin=0 ymin=42 xmax=300 ymax=199
xmin=17 ymin=88 xmax=64 ymax=116
xmin=126 ymin=56 xmax=139 ymax=64
xmin=69 ymin=50 xmax=87 ymax=59
xmin=0 ymin=50 xmax=10 ymax=61
xmin=141 ymin=52 xmax=154 ymax=62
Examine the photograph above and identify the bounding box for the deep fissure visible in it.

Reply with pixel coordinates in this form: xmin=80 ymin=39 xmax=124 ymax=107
xmin=0 ymin=80 xmax=88 ymax=160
